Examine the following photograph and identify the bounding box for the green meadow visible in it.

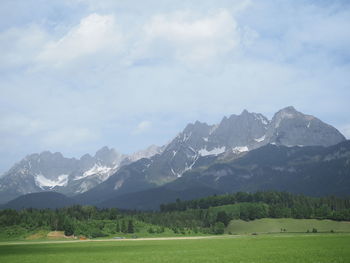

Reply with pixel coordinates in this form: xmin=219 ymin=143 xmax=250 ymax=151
xmin=0 ymin=234 xmax=349 ymax=263
xmin=227 ymin=218 xmax=350 ymax=234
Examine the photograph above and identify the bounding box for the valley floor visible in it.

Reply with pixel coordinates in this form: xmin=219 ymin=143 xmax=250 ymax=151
xmin=0 ymin=233 xmax=349 ymax=263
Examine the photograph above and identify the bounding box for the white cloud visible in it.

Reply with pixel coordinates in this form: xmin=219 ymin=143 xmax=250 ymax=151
xmin=133 ymin=121 xmax=152 ymax=135
xmin=136 ymin=9 xmax=241 ymax=66
xmin=0 ymin=24 xmax=47 ymax=69
xmin=37 ymin=13 xmax=123 ymax=67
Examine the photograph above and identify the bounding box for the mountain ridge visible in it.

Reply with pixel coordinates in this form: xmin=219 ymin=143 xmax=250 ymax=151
xmin=0 ymin=145 xmax=164 ymax=203
xmin=0 ymin=106 xmax=346 ymax=205
xmin=74 ymin=106 xmax=346 ymax=207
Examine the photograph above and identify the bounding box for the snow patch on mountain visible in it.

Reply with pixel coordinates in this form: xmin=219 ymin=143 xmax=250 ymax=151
xmin=199 ymin=147 xmax=226 ymax=156
xmin=254 ymin=113 xmax=269 ymax=125
xmin=254 ymin=135 xmax=266 ymax=142
xmin=77 ymin=181 xmax=95 ymax=193
xmin=114 ymin=178 xmax=125 ymax=190
xmin=75 ymin=164 xmax=114 ymax=181
xmin=232 ymin=146 xmax=249 ymax=153
xmin=209 ymin=124 xmax=219 ymax=135
xmin=183 ymin=132 xmax=192 ymax=142
xmin=171 ymin=168 xmax=182 ymax=178
xmin=35 ymin=174 xmax=69 ymax=189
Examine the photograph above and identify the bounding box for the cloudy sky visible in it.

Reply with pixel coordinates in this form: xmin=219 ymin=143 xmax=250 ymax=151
xmin=0 ymin=0 xmax=349 ymax=173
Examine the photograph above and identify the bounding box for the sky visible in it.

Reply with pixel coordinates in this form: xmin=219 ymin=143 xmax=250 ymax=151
xmin=0 ymin=0 xmax=350 ymax=173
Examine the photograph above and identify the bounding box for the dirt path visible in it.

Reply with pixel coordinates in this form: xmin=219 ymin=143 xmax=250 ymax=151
xmin=0 ymin=235 xmax=236 ymax=246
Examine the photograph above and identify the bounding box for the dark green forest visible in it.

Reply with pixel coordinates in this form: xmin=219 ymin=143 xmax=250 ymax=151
xmin=1 ymin=191 xmax=349 ymax=238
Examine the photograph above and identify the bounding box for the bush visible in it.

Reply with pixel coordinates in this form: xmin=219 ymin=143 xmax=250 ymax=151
xmin=213 ymin=222 xmax=225 ymax=234
xmin=63 ymin=219 xmax=74 ymax=236
xmin=148 ymin=227 xmax=155 ymax=234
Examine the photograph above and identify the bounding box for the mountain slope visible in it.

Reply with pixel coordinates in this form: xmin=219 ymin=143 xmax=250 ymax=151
xmin=95 ymin=140 xmax=350 ymax=210
xmin=2 ymin=192 xmax=76 ymax=210
xmin=185 ymin=140 xmax=350 ymax=196
xmin=74 ymin=158 xmax=157 ymax=205
xmin=98 ymin=183 xmax=222 ymax=211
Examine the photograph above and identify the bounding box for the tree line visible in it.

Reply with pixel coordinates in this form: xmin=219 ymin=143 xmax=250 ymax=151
xmin=160 ymin=191 xmax=350 ymax=221
xmin=1 ymin=191 xmax=349 ymax=238
xmin=0 ymin=206 xmax=136 ymax=238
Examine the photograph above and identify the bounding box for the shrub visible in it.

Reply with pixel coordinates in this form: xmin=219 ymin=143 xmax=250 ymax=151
xmin=213 ymin=222 xmax=225 ymax=234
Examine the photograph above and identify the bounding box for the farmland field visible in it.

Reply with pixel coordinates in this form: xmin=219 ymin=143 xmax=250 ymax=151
xmin=226 ymin=218 xmax=350 ymax=234
xmin=0 ymin=234 xmax=349 ymax=263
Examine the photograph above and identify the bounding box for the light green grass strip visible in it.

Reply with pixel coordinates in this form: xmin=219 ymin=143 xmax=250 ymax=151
xmin=227 ymin=218 xmax=350 ymax=234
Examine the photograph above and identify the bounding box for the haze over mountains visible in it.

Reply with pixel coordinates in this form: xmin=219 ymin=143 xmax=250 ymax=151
xmin=0 ymin=106 xmax=348 ymax=209
xmin=0 ymin=145 xmax=163 ymax=203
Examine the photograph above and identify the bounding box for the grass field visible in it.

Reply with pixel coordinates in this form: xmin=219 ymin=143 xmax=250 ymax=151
xmin=0 ymin=234 xmax=349 ymax=263
xmin=227 ymin=218 xmax=350 ymax=234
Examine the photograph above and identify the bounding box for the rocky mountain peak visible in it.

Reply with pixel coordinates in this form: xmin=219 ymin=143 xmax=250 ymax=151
xmin=128 ymin=145 xmax=164 ymax=162
xmin=211 ymin=110 xmax=269 ymax=148
xmin=267 ymin=106 xmax=345 ymax=146
xmin=280 ymin=105 xmax=297 ymax=112
xmin=272 ymin=106 xmax=301 ymax=124
xmin=95 ymin=146 xmax=116 ymax=158
xmin=183 ymin=121 xmax=211 ymax=134
xmin=94 ymin=146 xmax=125 ymax=167
xmin=240 ymin=109 xmax=250 ymax=116
xmin=80 ymin=153 xmax=93 ymax=161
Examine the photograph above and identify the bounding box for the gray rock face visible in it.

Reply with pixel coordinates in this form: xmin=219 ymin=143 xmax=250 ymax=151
xmin=265 ymin=106 xmax=345 ymax=147
xmin=210 ymin=110 xmax=269 ymax=149
xmin=0 ymin=152 xmax=77 ymax=203
xmin=127 ymin=145 xmax=165 ymax=162
xmin=146 ymin=106 xmax=345 ymax=183
xmin=80 ymin=106 xmax=345 ymax=203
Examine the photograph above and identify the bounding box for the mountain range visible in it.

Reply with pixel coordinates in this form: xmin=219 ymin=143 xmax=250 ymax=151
xmin=0 ymin=106 xmax=348 ymax=209
xmin=0 ymin=145 xmax=163 ymax=203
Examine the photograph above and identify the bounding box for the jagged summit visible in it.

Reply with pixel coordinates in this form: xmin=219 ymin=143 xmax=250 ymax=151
xmin=91 ymin=106 xmax=345 ymax=194
xmin=279 ymin=105 xmax=297 ymax=112
xmin=240 ymin=109 xmax=250 ymax=115
xmin=74 ymin=107 xmax=346 ymax=208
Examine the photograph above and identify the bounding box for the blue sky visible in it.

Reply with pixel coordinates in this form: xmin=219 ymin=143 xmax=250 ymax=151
xmin=0 ymin=0 xmax=350 ymax=173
